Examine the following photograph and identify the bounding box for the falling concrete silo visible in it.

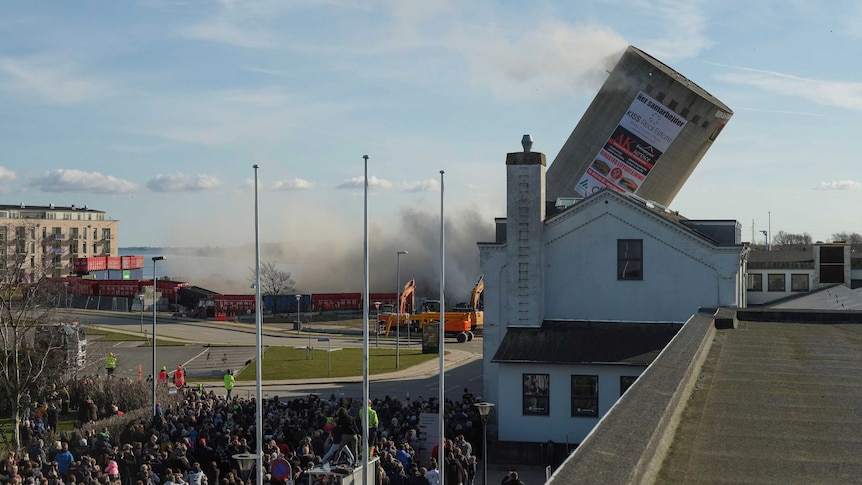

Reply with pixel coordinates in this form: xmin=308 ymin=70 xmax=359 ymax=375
xmin=546 ymin=45 xmax=733 ymax=207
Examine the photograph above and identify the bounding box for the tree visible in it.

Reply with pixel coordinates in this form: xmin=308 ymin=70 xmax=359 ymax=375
xmin=831 ymin=232 xmax=862 ymax=244
xmin=0 ymin=222 xmax=70 ymax=450
xmin=251 ymin=262 xmax=296 ymax=297
xmin=770 ymin=231 xmax=812 ymax=249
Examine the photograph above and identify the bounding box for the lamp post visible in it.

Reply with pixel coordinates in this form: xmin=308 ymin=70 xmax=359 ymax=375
xmin=374 ymin=301 xmax=381 ymax=347
xmin=139 ymin=295 xmax=145 ymax=333
xmin=295 ymin=294 xmax=302 ymax=331
xmin=475 ymin=402 xmax=495 ymax=485
xmin=396 ymin=250 xmax=408 ymax=369
xmin=151 ymin=255 xmax=165 ymax=417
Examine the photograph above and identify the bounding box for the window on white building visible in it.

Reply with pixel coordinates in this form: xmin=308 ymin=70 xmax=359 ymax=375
xmin=571 ymin=375 xmax=598 ymax=417
xmin=523 ymin=373 xmax=550 ymax=416
xmin=617 ymin=239 xmax=643 ymax=280
xmin=791 ymin=274 xmax=809 ymax=292
xmin=747 ymin=273 xmax=763 ymax=291
xmin=768 ymin=274 xmax=786 ymax=292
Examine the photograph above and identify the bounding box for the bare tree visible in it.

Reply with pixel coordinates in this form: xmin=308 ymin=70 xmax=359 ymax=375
xmin=831 ymin=232 xmax=862 ymax=244
xmin=0 ymin=222 xmax=69 ymax=449
xmin=771 ymin=231 xmax=812 ymax=249
xmin=250 ymin=262 xmax=296 ymax=297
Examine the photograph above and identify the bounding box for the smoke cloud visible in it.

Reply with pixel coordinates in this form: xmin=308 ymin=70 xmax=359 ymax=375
xmin=154 ymin=205 xmax=494 ymax=306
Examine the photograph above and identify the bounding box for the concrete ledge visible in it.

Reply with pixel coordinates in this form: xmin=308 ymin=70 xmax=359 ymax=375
xmin=737 ymin=309 xmax=862 ymax=324
xmin=713 ymin=307 xmax=738 ymax=329
xmin=547 ymin=314 xmax=717 ymax=485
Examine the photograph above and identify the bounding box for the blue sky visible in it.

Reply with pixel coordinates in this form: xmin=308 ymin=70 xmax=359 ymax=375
xmin=1 ymin=1 xmax=860 ymax=291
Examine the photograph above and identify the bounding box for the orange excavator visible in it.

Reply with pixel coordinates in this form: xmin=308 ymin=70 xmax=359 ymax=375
xmin=379 ymin=278 xmax=415 ymax=333
xmin=384 ymin=276 xmax=484 ymax=343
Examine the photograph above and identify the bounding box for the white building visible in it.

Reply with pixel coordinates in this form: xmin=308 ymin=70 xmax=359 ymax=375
xmin=477 ymin=143 xmax=745 ymax=461
xmin=745 ymin=243 xmax=862 ymax=305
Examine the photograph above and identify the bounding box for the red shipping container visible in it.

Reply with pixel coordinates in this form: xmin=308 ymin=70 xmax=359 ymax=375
xmin=98 ymin=280 xmax=141 ymax=297
xmin=311 ymin=292 xmax=362 ymax=311
xmin=106 ymin=257 xmax=122 ymax=270
xmin=74 ymin=257 xmax=107 ymax=272
xmin=121 ymin=255 xmax=145 ymax=270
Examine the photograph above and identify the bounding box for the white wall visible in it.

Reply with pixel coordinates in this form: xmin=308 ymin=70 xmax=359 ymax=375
xmin=496 ymin=363 xmax=646 ymax=443
xmin=746 ymin=269 xmax=814 ymax=305
xmin=543 ymin=194 xmax=742 ymax=322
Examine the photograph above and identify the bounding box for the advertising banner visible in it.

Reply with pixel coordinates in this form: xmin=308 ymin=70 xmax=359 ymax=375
xmin=575 ymin=91 xmax=687 ymax=197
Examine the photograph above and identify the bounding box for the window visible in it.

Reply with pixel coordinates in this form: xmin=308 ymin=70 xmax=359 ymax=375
xmin=620 ymin=376 xmax=638 ymax=396
xmin=767 ymin=274 xmax=786 ymax=292
xmin=618 ymin=240 xmax=643 ymax=280
xmin=523 ymin=374 xmax=550 ymax=416
xmin=820 ymin=246 xmax=845 ymax=284
xmin=791 ymin=274 xmax=809 ymax=292
xmin=746 ymin=273 xmax=763 ymax=291
xmin=571 ymin=375 xmax=598 ymax=417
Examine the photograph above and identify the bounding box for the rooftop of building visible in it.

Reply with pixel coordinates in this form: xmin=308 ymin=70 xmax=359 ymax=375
xmin=492 ymin=320 xmax=682 ymax=366
xmin=547 ymin=309 xmax=862 ymax=485
xmin=0 ymin=203 xmax=104 ymax=213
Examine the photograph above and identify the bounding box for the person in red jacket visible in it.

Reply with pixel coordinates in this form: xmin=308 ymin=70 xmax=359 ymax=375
xmin=174 ymin=365 xmax=185 ymax=388
xmin=158 ymin=366 xmax=169 ymax=386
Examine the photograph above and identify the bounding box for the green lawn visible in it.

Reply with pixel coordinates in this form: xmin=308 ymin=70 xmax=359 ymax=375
xmin=236 ymin=346 xmax=442 ymax=380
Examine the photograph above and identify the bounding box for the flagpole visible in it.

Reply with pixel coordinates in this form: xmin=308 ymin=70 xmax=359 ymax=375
xmin=253 ymin=164 xmax=263 ymax=485
xmin=362 ymin=154 xmax=370 ymax=485
xmin=438 ymin=169 xmax=446 ymax=483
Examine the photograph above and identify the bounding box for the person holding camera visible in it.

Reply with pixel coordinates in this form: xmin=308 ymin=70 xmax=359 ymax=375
xmin=501 ymin=470 xmax=524 ymax=485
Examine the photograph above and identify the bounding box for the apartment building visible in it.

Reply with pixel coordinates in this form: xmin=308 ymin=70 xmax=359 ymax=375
xmin=0 ymin=203 xmax=119 ymax=279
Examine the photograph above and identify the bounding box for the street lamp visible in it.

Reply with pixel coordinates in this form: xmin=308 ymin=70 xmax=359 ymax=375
xmin=374 ymin=301 xmax=381 ymax=348
xmin=475 ymin=401 xmax=495 ymax=485
xmin=295 ymin=294 xmax=302 ymax=331
xmin=396 ymin=250 xmax=408 ymax=369
xmin=151 ymin=255 xmax=165 ymax=417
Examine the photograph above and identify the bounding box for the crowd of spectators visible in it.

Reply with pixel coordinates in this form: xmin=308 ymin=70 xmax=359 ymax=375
xmin=1 ymin=385 xmax=496 ymax=485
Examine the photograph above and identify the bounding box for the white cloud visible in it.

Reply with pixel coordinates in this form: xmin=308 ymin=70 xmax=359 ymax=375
xmin=272 ymin=178 xmax=314 ymax=190
xmin=179 ymin=18 xmax=276 ymax=49
xmin=715 ymin=65 xmax=862 ymax=111
xmin=401 ymin=178 xmax=439 ymax=192
xmin=453 ymin=21 xmax=628 ymax=100
xmin=337 ymin=176 xmax=395 ymax=190
xmin=31 ymin=169 xmax=137 ymax=194
xmin=635 ymin=0 xmax=712 ymax=60
xmin=0 ymin=57 xmax=109 ymax=105
xmin=815 ymin=180 xmax=862 ymax=191
xmin=0 ymin=167 xmax=17 ymax=182
xmin=147 ymin=173 xmax=223 ymax=192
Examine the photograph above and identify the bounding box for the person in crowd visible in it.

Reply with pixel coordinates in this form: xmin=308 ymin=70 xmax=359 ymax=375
xmin=105 ymin=353 xmax=117 ymax=377
xmin=222 ymin=372 xmax=234 ymax=400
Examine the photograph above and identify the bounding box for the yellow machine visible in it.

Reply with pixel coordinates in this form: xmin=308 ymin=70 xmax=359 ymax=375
xmin=384 ymin=276 xmax=483 ymax=343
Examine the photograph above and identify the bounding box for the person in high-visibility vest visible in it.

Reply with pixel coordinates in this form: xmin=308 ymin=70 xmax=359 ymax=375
xmin=174 ymin=365 xmax=185 ymax=388
xmin=223 ymin=370 xmax=235 ymax=399
xmin=158 ymin=366 xmax=169 ymax=385
xmin=105 ymin=352 xmax=117 ymax=376
xmin=363 ymin=399 xmax=379 ymax=453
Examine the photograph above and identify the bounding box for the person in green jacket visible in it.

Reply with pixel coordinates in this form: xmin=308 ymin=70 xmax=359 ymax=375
xmin=105 ymin=352 xmax=117 ymax=377
xmin=363 ymin=399 xmax=379 ymax=452
xmin=224 ymin=370 xmax=235 ymax=399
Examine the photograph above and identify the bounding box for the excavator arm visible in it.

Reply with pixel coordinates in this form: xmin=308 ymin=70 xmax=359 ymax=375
xmin=400 ymin=278 xmax=415 ymax=315
xmin=470 ymin=276 xmax=484 ymax=310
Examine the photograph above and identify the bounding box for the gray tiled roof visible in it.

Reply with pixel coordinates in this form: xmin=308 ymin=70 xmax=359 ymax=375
xmin=491 ymin=320 xmax=681 ymax=366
